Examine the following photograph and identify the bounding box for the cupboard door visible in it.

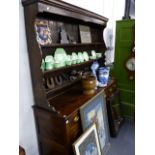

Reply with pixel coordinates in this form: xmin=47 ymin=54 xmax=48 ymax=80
xmin=112 ymin=19 xmax=135 ymax=119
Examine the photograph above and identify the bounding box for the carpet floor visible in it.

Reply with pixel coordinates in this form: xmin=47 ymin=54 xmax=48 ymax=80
xmin=106 ymin=120 xmax=135 ymax=155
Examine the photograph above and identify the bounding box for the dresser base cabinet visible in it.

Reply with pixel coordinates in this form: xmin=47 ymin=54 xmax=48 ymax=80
xmin=33 ymin=86 xmax=110 ymax=155
xmin=34 ymin=106 xmax=82 ymax=155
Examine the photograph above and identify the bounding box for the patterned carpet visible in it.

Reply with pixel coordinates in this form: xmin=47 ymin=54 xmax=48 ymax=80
xmin=107 ymin=120 xmax=135 ymax=155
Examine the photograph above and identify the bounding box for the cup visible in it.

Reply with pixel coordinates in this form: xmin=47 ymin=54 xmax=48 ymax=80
xmin=78 ymin=52 xmax=84 ymax=62
xmin=45 ymin=55 xmax=54 ymax=70
xmin=66 ymin=60 xmax=72 ymax=66
xmin=76 ymin=59 xmax=81 ymax=64
xmin=91 ymin=50 xmax=96 ymax=59
xmin=71 ymin=52 xmax=77 ymax=65
xmin=54 ymin=48 xmax=67 ymax=62
xmin=83 ymin=51 xmax=89 ymax=61
xmin=96 ymin=53 xmax=102 ymax=58
xmin=54 ymin=62 xmax=62 ymax=68
xmin=72 ymin=52 xmax=77 ymax=60
xmin=45 ymin=62 xmax=54 ymax=70
xmin=45 ymin=55 xmax=54 ymax=63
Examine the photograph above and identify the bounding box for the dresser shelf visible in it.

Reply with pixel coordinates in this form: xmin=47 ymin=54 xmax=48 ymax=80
xmin=46 ymin=78 xmax=80 ymax=98
xmin=43 ymin=57 xmax=103 ymax=77
xmin=41 ymin=42 xmax=104 ymax=49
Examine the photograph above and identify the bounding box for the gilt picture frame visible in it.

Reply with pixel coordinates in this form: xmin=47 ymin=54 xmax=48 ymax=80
xmin=73 ymin=123 xmax=101 ymax=155
xmin=80 ymin=91 xmax=110 ymax=155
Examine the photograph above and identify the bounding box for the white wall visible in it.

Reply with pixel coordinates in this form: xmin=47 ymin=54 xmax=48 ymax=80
xmin=103 ymin=0 xmax=125 ymax=64
xmin=62 ymin=0 xmax=104 ymax=16
xmin=19 ymin=1 xmax=39 ymax=155
xmin=63 ymin=0 xmax=126 ymax=64
xmin=19 ymin=0 xmax=126 ymax=155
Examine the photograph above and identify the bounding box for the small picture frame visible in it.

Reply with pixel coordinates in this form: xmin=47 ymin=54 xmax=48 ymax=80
xmin=35 ymin=19 xmax=52 ymax=45
xmin=79 ymin=25 xmax=92 ymax=43
xmin=73 ymin=123 xmax=101 ymax=155
xmin=80 ymin=92 xmax=110 ymax=155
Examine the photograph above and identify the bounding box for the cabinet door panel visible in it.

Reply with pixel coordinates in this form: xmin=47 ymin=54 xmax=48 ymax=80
xmin=112 ymin=19 xmax=135 ymax=119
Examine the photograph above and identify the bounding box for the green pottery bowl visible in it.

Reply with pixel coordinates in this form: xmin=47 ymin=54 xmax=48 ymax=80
xmin=76 ymin=59 xmax=81 ymax=64
xmin=45 ymin=62 xmax=54 ymax=70
xmin=89 ymin=56 xmax=96 ymax=60
xmin=72 ymin=60 xmax=77 ymax=65
xmin=66 ymin=60 xmax=72 ymax=66
xmin=96 ymin=53 xmax=102 ymax=58
xmin=54 ymin=62 xmax=62 ymax=69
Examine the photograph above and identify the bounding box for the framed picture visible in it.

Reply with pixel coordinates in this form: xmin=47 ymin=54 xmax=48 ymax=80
xmin=79 ymin=25 xmax=92 ymax=43
xmin=73 ymin=123 xmax=101 ymax=155
xmin=34 ymin=19 xmax=52 ymax=45
xmin=80 ymin=91 xmax=110 ymax=155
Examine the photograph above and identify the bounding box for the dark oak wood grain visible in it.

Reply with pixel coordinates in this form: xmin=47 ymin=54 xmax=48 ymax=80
xmin=22 ymin=0 xmax=109 ymax=154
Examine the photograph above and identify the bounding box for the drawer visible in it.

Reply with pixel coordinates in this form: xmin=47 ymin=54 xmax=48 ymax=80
xmin=67 ymin=111 xmax=82 ymax=141
xmin=68 ymin=111 xmax=81 ymax=131
xmin=105 ymin=83 xmax=117 ymax=98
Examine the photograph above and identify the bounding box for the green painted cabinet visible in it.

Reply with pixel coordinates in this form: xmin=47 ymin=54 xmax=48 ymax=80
xmin=111 ymin=19 xmax=135 ymax=119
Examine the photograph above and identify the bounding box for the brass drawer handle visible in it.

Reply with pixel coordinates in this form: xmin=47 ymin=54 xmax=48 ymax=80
xmin=73 ymin=116 xmax=79 ymax=122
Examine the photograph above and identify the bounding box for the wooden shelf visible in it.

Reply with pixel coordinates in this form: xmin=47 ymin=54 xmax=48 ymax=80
xmin=46 ymin=78 xmax=80 ymax=97
xmin=43 ymin=57 xmax=102 ymax=77
xmin=41 ymin=42 xmax=104 ymax=48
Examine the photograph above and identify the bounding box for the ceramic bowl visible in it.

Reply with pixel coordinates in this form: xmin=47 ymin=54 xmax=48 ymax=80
xmin=54 ymin=62 xmax=62 ymax=69
xmin=72 ymin=60 xmax=77 ymax=65
xmin=80 ymin=59 xmax=84 ymax=63
xmin=45 ymin=55 xmax=55 ymax=63
xmin=91 ymin=50 xmax=96 ymax=57
xmin=65 ymin=60 xmax=72 ymax=66
xmin=71 ymin=53 xmax=77 ymax=65
xmin=71 ymin=52 xmax=78 ymax=60
xmin=76 ymin=59 xmax=81 ymax=64
xmin=66 ymin=55 xmax=71 ymax=61
xmin=89 ymin=56 xmax=96 ymax=60
xmin=77 ymin=52 xmax=84 ymax=62
xmin=45 ymin=62 xmax=54 ymax=70
xmin=83 ymin=51 xmax=89 ymax=61
xmin=54 ymin=48 xmax=67 ymax=62
xmin=96 ymin=53 xmax=102 ymax=58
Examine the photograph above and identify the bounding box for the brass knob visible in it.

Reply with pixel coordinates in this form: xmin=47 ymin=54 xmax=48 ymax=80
xmin=73 ymin=116 xmax=79 ymax=122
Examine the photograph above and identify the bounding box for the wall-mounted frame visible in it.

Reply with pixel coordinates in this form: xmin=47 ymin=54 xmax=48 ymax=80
xmin=79 ymin=25 xmax=92 ymax=43
xmin=73 ymin=123 xmax=101 ymax=155
xmin=80 ymin=91 xmax=110 ymax=155
xmin=35 ymin=19 xmax=52 ymax=45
